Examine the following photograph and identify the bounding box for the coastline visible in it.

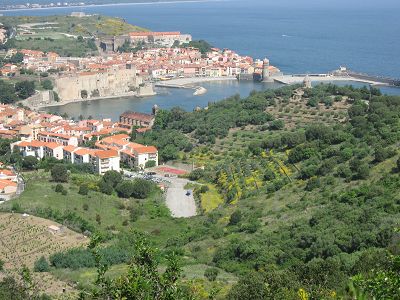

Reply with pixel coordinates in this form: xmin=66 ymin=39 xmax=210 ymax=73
xmin=39 ymin=77 xmax=236 ymax=109
xmin=36 ymin=91 xmax=155 ymax=109
xmin=0 ymin=0 xmax=225 ymax=13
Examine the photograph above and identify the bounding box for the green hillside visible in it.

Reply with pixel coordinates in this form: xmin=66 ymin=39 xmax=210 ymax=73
xmin=1 ymin=83 xmax=399 ymax=299
xmin=0 ymin=15 xmax=147 ymax=56
xmin=134 ymin=83 xmax=400 ymax=299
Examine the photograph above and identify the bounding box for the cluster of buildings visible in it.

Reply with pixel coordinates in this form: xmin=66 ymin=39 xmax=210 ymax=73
xmin=0 ymin=103 xmax=159 ymax=176
xmin=7 ymin=43 xmax=276 ymax=80
xmin=0 ymin=163 xmax=19 ymax=200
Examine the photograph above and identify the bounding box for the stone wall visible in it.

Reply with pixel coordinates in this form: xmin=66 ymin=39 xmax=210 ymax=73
xmin=54 ymin=66 xmax=143 ymax=101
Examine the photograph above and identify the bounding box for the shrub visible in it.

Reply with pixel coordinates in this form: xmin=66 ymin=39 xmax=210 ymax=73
xmin=145 ymin=160 xmax=156 ymax=168
xmin=34 ymin=256 xmax=50 ymax=272
xmin=78 ymin=185 xmax=89 ymax=196
xmin=229 ymin=210 xmax=242 ymax=226
xmin=51 ymin=164 xmax=68 ymax=182
xmin=103 ymin=170 xmax=122 ymax=188
xmin=62 ymin=189 xmax=68 ymax=196
xmin=83 ymin=203 xmax=89 ymax=211
xmin=116 ymin=181 xmax=135 ymax=198
xmin=99 ymin=180 xmax=113 ymax=195
xmin=22 ymin=156 xmax=38 ymax=170
xmin=204 ymin=267 xmax=219 ymax=282
xmin=131 ymin=179 xmax=153 ymax=199
xmin=55 ymin=184 xmax=64 ymax=193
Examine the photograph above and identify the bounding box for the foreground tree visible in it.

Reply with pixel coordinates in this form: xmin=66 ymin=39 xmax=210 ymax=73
xmin=89 ymin=232 xmax=193 ymax=299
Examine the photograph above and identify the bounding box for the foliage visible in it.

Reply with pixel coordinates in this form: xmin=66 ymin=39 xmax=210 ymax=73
xmin=15 ymin=81 xmax=35 ymax=99
xmin=102 ymin=170 xmax=122 ymax=188
xmin=89 ymin=232 xmax=192 ymax=299
xmin=78 ymin=184 xmax=89 ymax=196
xmin=34 ymin=256 xmax=50 ymax=272
xmin=50 ymin=164 xmax=68 ymax=182
xmin=22 ymin=156 xmax=38 ymax=170
xmin=353 ymin=253 xmax=400 ymax=299
xmin=40 ymin=79 xmax=53 ymax=90
xmin=204 ymin=267 xmax=219 ymax=282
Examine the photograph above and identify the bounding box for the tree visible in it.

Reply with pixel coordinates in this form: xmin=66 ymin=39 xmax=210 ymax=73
xmin=41 ymin=80 xmax=53 ymax=90
xmin=204 ymin=267 xmax=219 ymax=282
xmin=15 ymin=81 xmax=35 ymax=99
xmin=229 ymin=210 xmax=242 ymax=226
xmin=34 ymin=256 xmax=50 ymax=272
xmin=228 ymin=272 xmax=269 ymax=300
xmin=8 ymin=52 xmax=23 ymax=64
xmin=51 ymin=164 xmax=68 ymax=182
xmin=78 ymin=185 xmax=89 ymax=196
xmin=81 ymin=90 xmax=88 ymax=99
xmin=353 ymin=254 xmax=400 ymax=299
xmin=0 ymin=81 xmax=18 ymax=104
xmin=99 ymin=180 xmax=113 ymax=195
xmin=89 ymin=232 xmax=190 ymax=299
xmin=145 ymin=160 xmax=156 ymax=168
xmin=269 ymin=119 xmax=285 ymax=130
xmin=55 ymin=184 xmax=64 ymax=193
xmin=103 ymin=170 xmax=122 ymax=188
xmin=115 ymin=181 xmax=135 ymax=198
xmin=131 ymin=178 xmax=153 ymax=199
xmin=22 ymin=156 xmax=38 ymax=170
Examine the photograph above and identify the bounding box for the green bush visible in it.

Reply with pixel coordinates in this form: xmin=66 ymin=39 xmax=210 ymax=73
xmin=55 ymin=184 xmax=64 ymax=193
xmin=34 ymin=256 xmax=50 ymax=272
xmin=204 ymin=267 xmax=219 ymax=282
xmin=51 ymin=165 xmax=69 ymax=182
xmin=78 ymin=185 xmax=89 ymax=196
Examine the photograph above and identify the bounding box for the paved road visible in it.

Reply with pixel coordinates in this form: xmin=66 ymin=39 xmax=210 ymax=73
xmin=165 ymin=177 xmax=197 ymax=218
xmin=122 ymin=169 xmax=197 ymax=218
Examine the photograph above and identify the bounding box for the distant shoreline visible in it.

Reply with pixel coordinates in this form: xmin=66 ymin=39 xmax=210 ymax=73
xmin=0 ymin=0 xmax=224 ymax=13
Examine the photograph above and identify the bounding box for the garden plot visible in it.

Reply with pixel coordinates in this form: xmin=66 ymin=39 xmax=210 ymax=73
xmin=0 ymin=213 xmax=87 ymax=270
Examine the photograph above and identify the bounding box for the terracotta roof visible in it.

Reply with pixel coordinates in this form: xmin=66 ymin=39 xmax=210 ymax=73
xmin=63 ymin=145 xmax=77 ymax=152
xmin=94 ymin=149 xmax=119 ymax=159
xmin=75 ymin=148 xmax=95 ymax=156
xmin=0 ymin=169 xmax=15 ymax=176
xmin=134 ymin=146 xmax=158 ymax=154
xmin=0 ymin=179 xmax=17 ymax=189
xmin=44 ymin=142 xmax=63 ymax=150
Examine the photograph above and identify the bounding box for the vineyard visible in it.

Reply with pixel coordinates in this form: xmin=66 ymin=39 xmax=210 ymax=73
xmin=0 ymin=213 xmax=87 ymax=294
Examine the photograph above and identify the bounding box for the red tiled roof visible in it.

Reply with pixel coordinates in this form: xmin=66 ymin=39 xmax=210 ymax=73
xmin=94 ymin=149 xmax=119 ymax=159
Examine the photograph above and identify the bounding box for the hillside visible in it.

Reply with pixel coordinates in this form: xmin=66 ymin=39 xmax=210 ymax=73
xmin=0 ymin=15 xmax=147 ymax=56
xmin=133 ymin=83 xmax=400 ymax=299
xmin=0 ymin=83 xmax=399 ymax=299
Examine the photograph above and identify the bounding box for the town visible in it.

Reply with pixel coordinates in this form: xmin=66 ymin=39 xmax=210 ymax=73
xmin=0 ymin=16 xmax=281 ymax=107
xmin=0 ymin=102 xmax=160 ymax=199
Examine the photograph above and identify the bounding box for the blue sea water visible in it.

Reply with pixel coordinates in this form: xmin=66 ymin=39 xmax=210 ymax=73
xmin=3 ymin=0 xmax=400 ymax=119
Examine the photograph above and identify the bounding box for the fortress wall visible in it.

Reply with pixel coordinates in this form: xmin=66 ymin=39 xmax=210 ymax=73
xmin=55 ymin=67 xmax=142 ymax=101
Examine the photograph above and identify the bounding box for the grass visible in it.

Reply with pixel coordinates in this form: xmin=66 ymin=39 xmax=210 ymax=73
xmin=201 ymin=184 xmax=224 ymax=212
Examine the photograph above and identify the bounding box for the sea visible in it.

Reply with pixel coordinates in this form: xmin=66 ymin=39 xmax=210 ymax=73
xmin=3 ymin=0 xmax=400 ymax=120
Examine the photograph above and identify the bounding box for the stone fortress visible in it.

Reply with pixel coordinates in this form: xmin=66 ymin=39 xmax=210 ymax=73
xmin=54 ymin=64 xmax=154 ymax=102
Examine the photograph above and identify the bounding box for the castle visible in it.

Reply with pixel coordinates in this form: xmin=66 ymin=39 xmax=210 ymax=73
xmin=54 ymin=64 xmax=152 ymax=101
